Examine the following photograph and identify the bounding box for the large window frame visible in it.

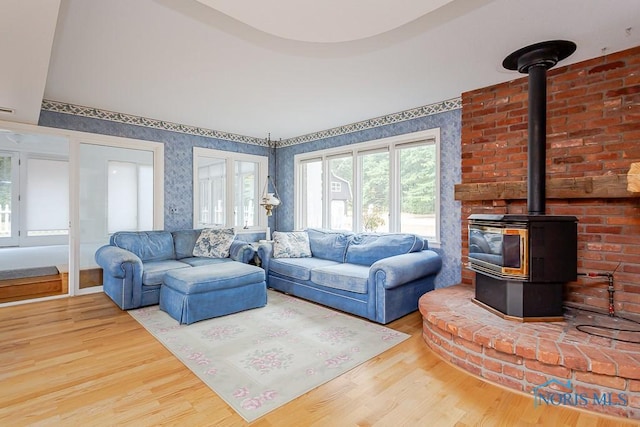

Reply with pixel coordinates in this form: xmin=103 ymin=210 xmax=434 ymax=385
xmin=193 ymin=147 xmax=269 ymax=230
xmin=294 ymin=129 xmax=441 ymax=243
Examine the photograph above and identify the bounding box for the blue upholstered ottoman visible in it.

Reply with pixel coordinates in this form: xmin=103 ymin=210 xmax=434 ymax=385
xmin=159 ymin=261 xmax=267 ymax=324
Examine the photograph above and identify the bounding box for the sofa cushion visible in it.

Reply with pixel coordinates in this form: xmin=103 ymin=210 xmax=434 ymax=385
xmin=141 ymin=260 xmax=190 ymax=286
xmin=111 ymin=231 xmax=175 ymax=262
xmin=270 ymin=257 xmax=340 ymax=281
xmin=306 ymin=228 xmax=352 ymax=263
xmin=178 ymin=257 xmax=233 ymax=267
xmin=272 ymin=231 xmax=312 ymax=258
xmin=172 ymin=229 xmax=202 ymax=259
xmin=193 ymin=228 xmax=235 ymax=258
xmin=310 ymin=263 xmax=370 ymax=294
xmin=345 ymin=233 xmax=424 ymax=266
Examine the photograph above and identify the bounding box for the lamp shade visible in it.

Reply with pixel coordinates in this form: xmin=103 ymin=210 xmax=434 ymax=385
xmin=262 ymin=193 xmax=280 ymax=206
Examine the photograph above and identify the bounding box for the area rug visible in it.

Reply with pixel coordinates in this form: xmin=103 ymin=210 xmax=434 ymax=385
xmin=129 ymin=290 xmax=409 ymax=422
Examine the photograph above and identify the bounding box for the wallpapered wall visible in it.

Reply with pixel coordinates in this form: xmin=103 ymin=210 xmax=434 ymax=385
xmin=39 ymin=107 xmax=462 ymax=288
xmin=38 ymin=111 xmax=274 ymax=231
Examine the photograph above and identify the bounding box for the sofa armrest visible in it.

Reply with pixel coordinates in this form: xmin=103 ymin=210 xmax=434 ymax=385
xmin=95 ymin=245 xmax=143 ymax=278
xmin=229 ymin=240 xmax=255 ymax=264
xmin=95 ymin=245 xmax=145 ymax=309
xmin=256 ymin=242 xmax=273 ymax=272
xmin=369 ymin=250 xmax=442 ymax=290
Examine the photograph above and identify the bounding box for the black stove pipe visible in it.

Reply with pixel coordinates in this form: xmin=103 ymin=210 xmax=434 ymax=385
xmin=503 ymin=40 xmax=576 ymax=215
xmin=527 ymin=64 xmax=547 ymax=215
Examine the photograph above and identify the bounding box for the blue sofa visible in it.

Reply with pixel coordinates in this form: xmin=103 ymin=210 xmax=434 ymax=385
xmin=95 ymin=230 xmax=255 ymax=310
xmin=258 ymin=229 xmax=442 ymax=324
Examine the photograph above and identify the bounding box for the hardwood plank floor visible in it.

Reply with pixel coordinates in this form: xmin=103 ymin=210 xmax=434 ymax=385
xmin=0 ymin=293 xmax=636 ymax=426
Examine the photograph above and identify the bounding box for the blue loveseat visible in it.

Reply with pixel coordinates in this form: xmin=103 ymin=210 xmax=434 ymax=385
xmin=258 ymin=229 xmax=442 ymax=324
xmin=95 ymin=229 xmax=255 ymax=310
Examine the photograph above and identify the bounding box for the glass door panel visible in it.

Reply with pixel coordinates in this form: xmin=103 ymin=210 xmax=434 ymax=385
xmin=0 ymin=151 xmax=18 ymax=246
xmin=0 ymin=132 xmax=69 ymax=303
xmin=79 ymin=143 xmax=155 ymax=290
xmin=23 ymin=156 xmax=69 ymax=243
xmin=196 ymin=157 xmax=226 ymax=227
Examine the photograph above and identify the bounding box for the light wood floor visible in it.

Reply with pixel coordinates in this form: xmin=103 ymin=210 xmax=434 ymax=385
xmin=0 ymin=293 xmax=636 ymax=427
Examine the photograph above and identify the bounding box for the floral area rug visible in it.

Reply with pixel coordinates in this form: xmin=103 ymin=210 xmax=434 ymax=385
xmin=129 ymin=290 xmax=409 ymax=422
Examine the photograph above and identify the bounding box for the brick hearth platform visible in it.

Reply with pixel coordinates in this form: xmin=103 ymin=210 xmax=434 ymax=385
xmin=419 ymin=284 xmax=640 ymax=419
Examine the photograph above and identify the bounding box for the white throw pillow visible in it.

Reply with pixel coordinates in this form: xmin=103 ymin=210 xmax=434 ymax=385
xmin=192 ymin=228 xmax=235 ymax=258
xmin=272 ymin=231 xmax=312 ymax=259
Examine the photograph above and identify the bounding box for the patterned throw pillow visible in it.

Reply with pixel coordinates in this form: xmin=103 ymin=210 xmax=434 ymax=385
xmin=192 ymin=228 xmax=235 ymax=258
xmin=272 ymin=231 xmax=312 ymax=259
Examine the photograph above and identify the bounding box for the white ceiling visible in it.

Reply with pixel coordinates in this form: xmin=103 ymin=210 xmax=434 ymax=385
xmin=2 ymin=0 xmax=640 ymax=140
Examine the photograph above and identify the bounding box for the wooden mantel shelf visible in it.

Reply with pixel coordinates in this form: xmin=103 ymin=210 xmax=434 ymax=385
xmin=455 ymin=174 xmax=639 ymax=201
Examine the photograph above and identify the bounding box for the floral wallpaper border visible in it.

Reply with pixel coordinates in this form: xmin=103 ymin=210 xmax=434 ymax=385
xmin=41 ymin=98 xmax=462 ymax=147
xmin=40 ymin=99 xmax=269 ymax=147
xmin=279 ymin=98 xmax=462 ymax=147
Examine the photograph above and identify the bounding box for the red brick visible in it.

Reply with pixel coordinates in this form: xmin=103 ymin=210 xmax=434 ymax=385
xmin=588 ymin=403 xmax=630 ymax=418
xmin=503 ymin=364 xmax=525 ymax=380
xmin=629 ymin=394 xmax=640 ymax=409
xmin=483 ymin=371 xmax=523 ymax=392
xmin=537 ymin=339 xmax=561 ymax=365
xmin=467 ymin=353 xmax=483 ymax=367
xmin=453 ymin=336 xmax=482 ymax=354
xmin=579 ymin=346 xmax=617 ymax=376
xmin=492 ymin=333 xmax=518 ymax=354
xmin=451 ymin=356 xmax=482 ymax=377
xmin=515 ymin=335 xmax=538 ymax=360
xmin=484 ymin=348 xmax=523 ymax=365
xmin=607 ymin=352 xmax=640 ymax=380
xmin=471 ymin=330 xmax=492 ymax=347
xmin=429 ymin=324 xmax=452 ymax=342
xmin=483 ymin=358 xmax=503 ymax=373
xmin=524 ymin=360 xmax=571 ymax=379
xmin=557 ymin=343 xmax=589 ymax=372
xmin=524 ymin=371 xmax=548 ymax=387
xmin=575 ymin=371 xmax=627 ymax=390
xmin=629 ymin=380 xmax=640 ymax=392
xmin=452 ymin=345 xmax=469 ymax=360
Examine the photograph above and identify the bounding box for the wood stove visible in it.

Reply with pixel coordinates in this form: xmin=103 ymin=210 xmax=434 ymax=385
xmin=470 ymin=214 xmax=577 ymax=320
xmin=470 ymin=40 xmax=579 ymax=321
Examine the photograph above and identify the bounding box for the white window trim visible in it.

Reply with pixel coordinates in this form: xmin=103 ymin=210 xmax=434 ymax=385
xmin=294 ymin=128 xmax=441 ymax=244
xmin=193 ymin=147 xmax=269 ymax=231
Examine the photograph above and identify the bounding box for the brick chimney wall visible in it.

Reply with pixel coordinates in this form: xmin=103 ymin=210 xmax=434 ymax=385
xmin=460 ymin=45 xmax=640 ymax=316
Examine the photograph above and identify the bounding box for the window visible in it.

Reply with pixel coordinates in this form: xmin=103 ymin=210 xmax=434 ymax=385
xmin=193 ymin=148 xmax=268 ymax=229
xmin=329 ymin=155 xmax=353 ymax=230
xmin=25 ymin=157 xmax=69 ymax=236
xmin=107 ymin=161 xmax=154 ymax=233
xmin=300 ymin=159 xmax=322 ymax=229
xmin=0 ymin=150 xmax=70 ymax=246
xmin=295 ymin=129 xmax=440 ymax=242
xmin=360 ymin=149 xmax=389 ymax=232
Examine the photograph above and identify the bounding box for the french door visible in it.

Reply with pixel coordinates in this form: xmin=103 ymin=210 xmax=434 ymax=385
xmin=0 ymin=152 xmax=19 ymax=247
xmin=0 ymin=120 xmax=163 ymax=302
